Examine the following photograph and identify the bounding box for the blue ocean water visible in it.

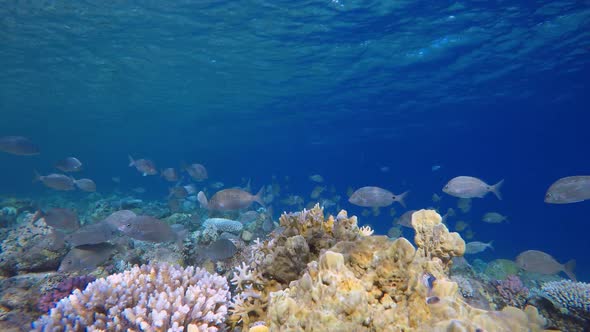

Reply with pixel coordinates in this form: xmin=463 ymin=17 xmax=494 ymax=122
xmin=0 ymin=0 xmax=589 ymax=286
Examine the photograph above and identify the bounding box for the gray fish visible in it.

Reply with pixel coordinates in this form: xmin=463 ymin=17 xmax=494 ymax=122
xmin=443 ymin=176 xmax=503 ymax=200
xmin=128 ymin=155 xmax=157 ymax=176
xmin=309 ymin=174 xmax=324 ymax=183
xmin=348 ymin=186 xmax=408 ymax=208
xmin=199 ymin=188 xmax=264 ymax=211
xmin=0 ymin=136 xmax=39 ymax=156
xmin=33 ymin=171 xmax=75 ymax=191
xmin=161 ymin=168 xmax=178 ymax=182
xmin=169 ymin=186 xmax=189 ymax=199
xmin=396 ymin=210 xmax=417 ymax=228
xmin=545 ymin=176 xmax=590 ymax=204
xmin=516 ymin=250 xmax=576 ymax=280
xmin=35 ymin=208 xmax=80 ymax=232
xmin=481 ymin=212 xmax=508 ymax=224
xmin=55 ymin=157 xmax=83 ymax=172
xmin=281 ymin=195 xmax=304 ymax=206
xmin=118 ymin=215 xmax=177 ymax=242
xmin=58 ymin=243 xmax=115 ymax=272
xmin=465 ymin=241 xmax=494 ymax=254
xmin=66 ymin=221 xmax=117 ymax=247
xmin=238 ymin=210 xmax=259 ymax=223
xmin=103 ymin=210 xmax=137 ymax=229
xmin=262 ymin=218 xmax=274 ymax=232
xmin=185 ymin=163 xmax=208 ymax=181
xmin=74 ymin=178 xmax=96 ymax=192
xmin=205 ymin=239 xmax=237 ymax=261
xmin=210 ymin=181 xmax=224 ymax=189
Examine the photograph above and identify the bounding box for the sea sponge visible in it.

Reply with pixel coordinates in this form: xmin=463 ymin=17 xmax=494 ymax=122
xmin=229 ymin=204 xmax=361 ymax=327
xmin=411 ymin=209 xmax=465 ymax=268
xmin=266 ymin=211 xmax=546 ymax=331
xmin=32 ymin=262 xmax=230 ymax=331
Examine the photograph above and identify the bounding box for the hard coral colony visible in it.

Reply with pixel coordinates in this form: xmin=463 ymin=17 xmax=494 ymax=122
xmin=0 ymin=204 xmax=582 ymax=331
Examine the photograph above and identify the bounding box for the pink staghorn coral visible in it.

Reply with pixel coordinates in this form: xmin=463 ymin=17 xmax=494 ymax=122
xmin=32 ymin=262 xmax=230 ymax=332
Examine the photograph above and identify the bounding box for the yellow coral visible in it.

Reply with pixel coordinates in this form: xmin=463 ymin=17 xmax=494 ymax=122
xmin=411 ymin=209 xmax=465 ymax=268
xmin=266 ymin=210 xmax=547 ymax=331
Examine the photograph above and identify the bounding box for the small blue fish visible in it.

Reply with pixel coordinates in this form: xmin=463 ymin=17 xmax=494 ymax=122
xmin=421 ymin=272 xmax=437 ymax=294
xmin=431 ymin=165 xmax=442 ymax=172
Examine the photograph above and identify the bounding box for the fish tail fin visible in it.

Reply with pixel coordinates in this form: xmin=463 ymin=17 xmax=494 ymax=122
xmin=254 ymin=187 xmax=265 ymax=207
xmin=197 ymin=191 xmax=209 ymax=209
xmin=128 ymin=155 xmax=135 ymax=167
xmin=395 ymin=191 xmax=409 ymax=208
xmin=563 ymin=259 xmax=577 ymax=281
xmin=488 ymin=241 xmax=494 ymax=250
xmin=491 ymin=179 xmax=504 ymax=200
xmin=32 ymin=170 xmax=41 ymax=183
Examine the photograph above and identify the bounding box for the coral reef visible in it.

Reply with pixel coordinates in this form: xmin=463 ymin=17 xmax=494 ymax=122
xmin=411 ymin=209 xmax=465 ymax=268
xmin=37 ymin=275 xmax=96 ymax=312
xmin=203 ymin=218 xmax=244 ymax=234
xmin=485 ymin=259 xmax=520 ymax=280
xmin=493 ymin=275 xmax=529 ymax=308
xmin=229 ymin=204 xmax=361 ymax=327
xmin=32 ymin=262 xmax=230 ymax=331
xmin=265 ymin=210 xmax=546 ymax=331
xmin=536 ymin=280 xmax=589 ymax=321
xmin=0 ymin=217 xmax=67 ymax=276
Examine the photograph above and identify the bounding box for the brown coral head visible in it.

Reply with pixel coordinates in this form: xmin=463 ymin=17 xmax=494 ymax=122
xmin=426 ymin=296 xmax=440 ymax=305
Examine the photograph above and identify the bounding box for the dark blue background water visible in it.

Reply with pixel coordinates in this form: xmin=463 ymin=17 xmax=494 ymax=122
xmin=0 ymin=1 xmax=589 ymax=280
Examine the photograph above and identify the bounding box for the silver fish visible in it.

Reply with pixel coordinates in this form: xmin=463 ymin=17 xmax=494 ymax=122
xmin=185 ymin=163 xmax=208 ymax=181
xmin=33 ymin=171 xmax=75 ymax=191
xmin=397 ymin=210 xmax=417 ymax=228
xmin=35 ymin=208 xmax=79 ymax=232
xmin=103 ymin=210 xmax=137 ymax=229
xmin=481 ymin=212 xmax=508 ymax=223
xmin=199 ymin=188 xmax=264 ymax=211
xmin=55 ymin=157 xmax=83 ymax=172
xmin=118 ymin=215 xmax=177 ymax=243
xmin=516 ymin=250 xmax=576 ymax=280
xmin=128 ymin=155 xmax=157 ymax=176
xmin=74 ymin=178 xmax=96 ymax=192
xmin=545 ymin=176 xmax=590 ymax=204
xmin=205 ymin=239 xmax=238 ymax=261
xmin=161 ymin=168 xmax=178 ymax=182
xmin=348 ymin=186 xmax=408 ymax=208
xmin=0 ymin=136 xmax=39 ymax=156
xmin=59 ymin=243 xmax=115 ymax=272
xmin=309 ymin=174 xmax=324 ymax=183
xmin=443 ymin=176 xmax=503 ymax=200
xmin=66 ymin=221 xmax=117 ymax=247
xmin=465 ymin=241 xmax=494 ymax=254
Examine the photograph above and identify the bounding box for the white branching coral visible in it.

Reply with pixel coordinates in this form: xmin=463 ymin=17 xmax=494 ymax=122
xmin=32 ymin=262 xmax=230 ymax=332
xmin=359 ymin=225 xmax=374 ymax=236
